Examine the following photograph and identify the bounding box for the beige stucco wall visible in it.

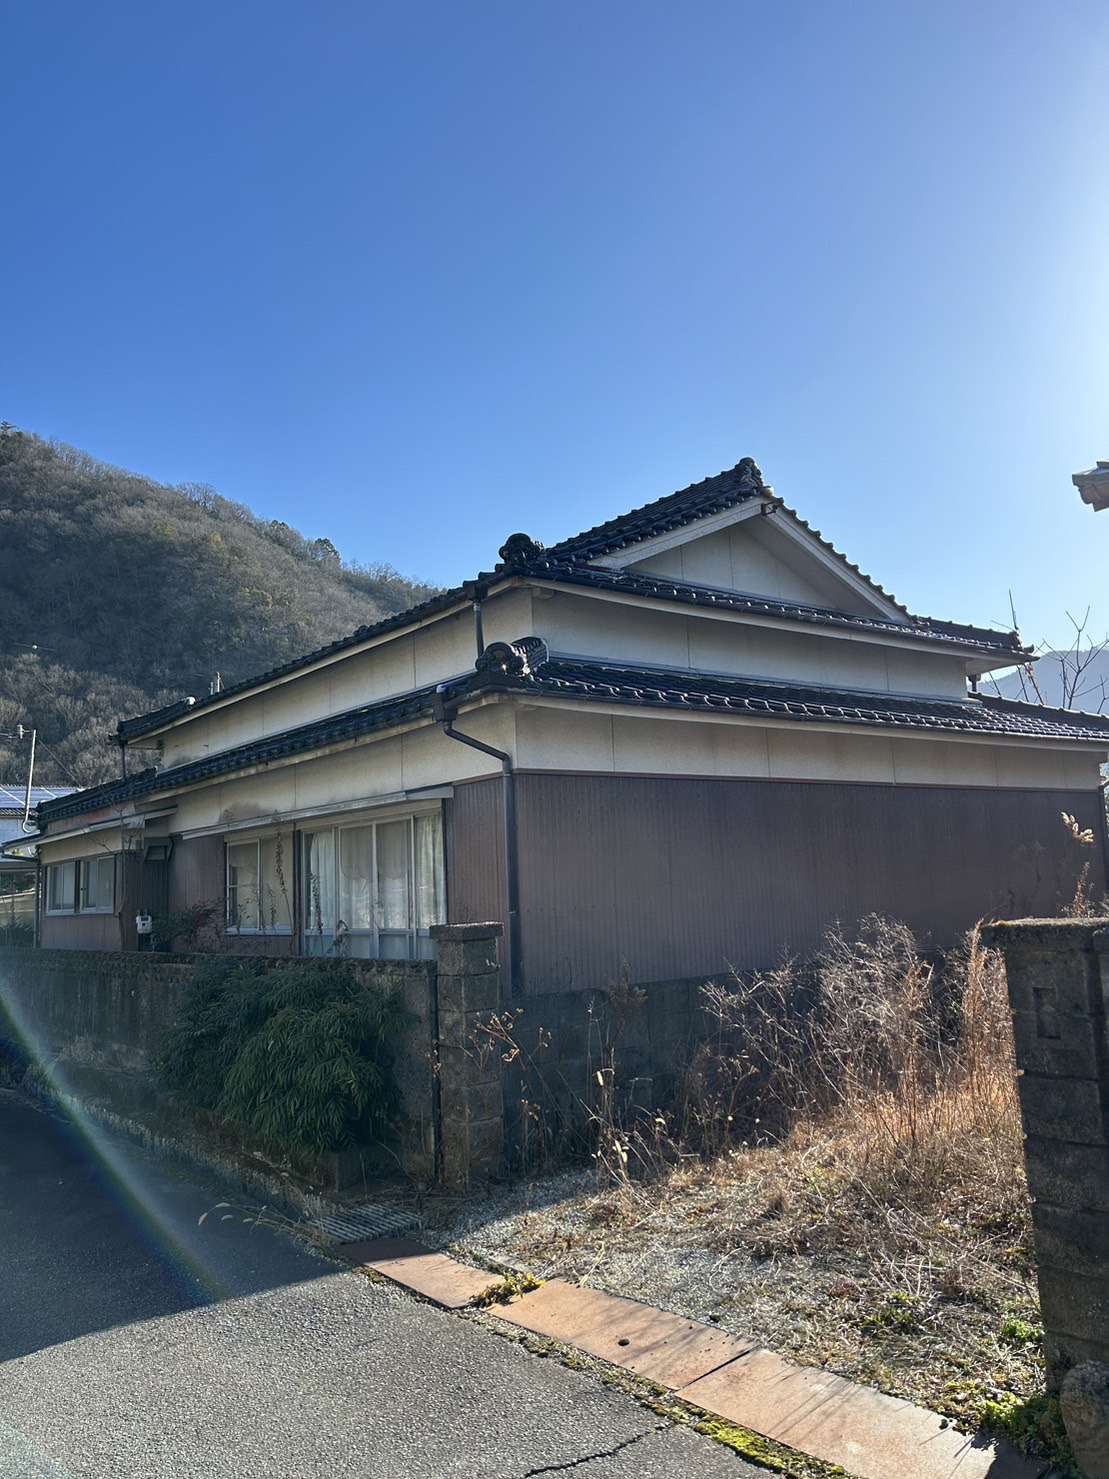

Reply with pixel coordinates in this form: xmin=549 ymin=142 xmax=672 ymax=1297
xmin=532 ymin=589 xmax=969 ymax=699
xmin=512 ymin=702 xmax=1104 ymax=792
xmin=157 ymin=704 xmax=516 ymax=838
xmin=157 ymin=591 xmax=536 ymax=769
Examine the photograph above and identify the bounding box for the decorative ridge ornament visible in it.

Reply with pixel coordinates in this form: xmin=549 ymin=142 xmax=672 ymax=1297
xmin=474 ymin=642 xmax=528 ymax=678
xmin=497 ymin=533 xmax=545 ymax=569
xmin=473 ymin=636 xmax=549 ymax=680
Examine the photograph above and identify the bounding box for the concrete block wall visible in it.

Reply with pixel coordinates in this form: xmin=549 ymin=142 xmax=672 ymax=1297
xmin=984 ymin=918 xmax=1109 ymax=1389
xmin=0 ymin=938 xmax=724 ymax=1193
xmin=431 ymin=923 xmax=506 ymax=1190
xmin=482 ymin=973 xmax=714 ymax=1164
xmin=0 ymin=946 xmax=439 ymax=1188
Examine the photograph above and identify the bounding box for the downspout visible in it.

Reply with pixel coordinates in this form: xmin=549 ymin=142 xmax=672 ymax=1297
xmin=463 ymin=580 xmax=489 ymax=660
xmin=432 ymin=690 xmax=521 ymax=998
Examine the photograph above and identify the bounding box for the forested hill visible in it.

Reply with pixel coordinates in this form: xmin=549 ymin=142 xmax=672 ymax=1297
xmin=0 ymin=427 xmax=437 ymax=786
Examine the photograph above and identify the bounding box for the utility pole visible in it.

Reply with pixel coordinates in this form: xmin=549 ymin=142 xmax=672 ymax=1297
xmin=18 ymin=725 xmax=37 ymax=833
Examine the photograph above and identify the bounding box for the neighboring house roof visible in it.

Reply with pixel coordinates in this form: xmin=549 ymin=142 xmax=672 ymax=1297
xmin=34 ymin=647 xmax=1109 ymax=828
xmin=0 ymin=785 xmax=73 ymax=812
xmin=0 ymin=819 xmax=39 ymax=851
xmin=0 ymin=787 xmax=73 ymax=858
xmin=1073 ymin=462 xmax=1109 ymax=511
xmin=113 ymin=460 xmax=1025 ymax=745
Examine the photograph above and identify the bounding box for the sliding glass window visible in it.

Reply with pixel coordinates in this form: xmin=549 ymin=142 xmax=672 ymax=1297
xmin=304 ymin=811 xmax=444 ymax=959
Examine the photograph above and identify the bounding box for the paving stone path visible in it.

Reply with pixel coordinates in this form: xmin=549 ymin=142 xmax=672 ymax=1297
xmin=346 ymin=1237 xmax=1049 ymax=1479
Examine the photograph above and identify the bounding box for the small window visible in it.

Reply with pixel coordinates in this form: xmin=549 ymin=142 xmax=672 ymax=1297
xmin=46 ymin=862 xmax=77 ymax=914
xmin=78 ymin=856 xmax=115 ymax=914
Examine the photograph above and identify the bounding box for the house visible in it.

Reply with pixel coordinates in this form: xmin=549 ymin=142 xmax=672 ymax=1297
xmin=17 ymin=459 xmax=1109 ymax=991
xmin=0 ymin=785 xmax=72 ymax=944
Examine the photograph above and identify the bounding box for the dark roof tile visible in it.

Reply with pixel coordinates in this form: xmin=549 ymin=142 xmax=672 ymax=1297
xmin=546 ymin=458 xmax=770 ymax=562
xmin=35 ymin=651 xmax=1109 ymax=829
xmin=527 ymin=658 xmax=1109 ymax=741
xmin=112 ymin=461 xmax=1027 ymax=744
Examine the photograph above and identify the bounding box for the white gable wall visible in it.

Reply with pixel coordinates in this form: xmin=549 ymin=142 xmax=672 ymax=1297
xmin=533 ymin=589 xmax=970 ymax=699
xmin=625 ymin=518 xmax=893 ymax=616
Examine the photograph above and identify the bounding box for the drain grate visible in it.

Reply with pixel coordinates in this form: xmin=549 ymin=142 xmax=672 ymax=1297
xmin=315 ymin=1204 xmax=419 ymax=1244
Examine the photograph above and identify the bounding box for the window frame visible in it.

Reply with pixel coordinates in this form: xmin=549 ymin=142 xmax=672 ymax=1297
xmin=225 ymin=833 xmax=293 ymax=936
xmin=45 ymin=856 xmax=116 ymax=916
xmin=45 ymin=860 xmax=77 ymax=915
xmin=302 ymin=807 xmax=444 ymax=961
xmin=78 ymin=855 xmax=115 ymax=914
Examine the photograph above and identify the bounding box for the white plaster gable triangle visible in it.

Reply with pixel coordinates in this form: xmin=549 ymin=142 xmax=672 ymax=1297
xmin=595 ymin=503 xmax=907 ymax=623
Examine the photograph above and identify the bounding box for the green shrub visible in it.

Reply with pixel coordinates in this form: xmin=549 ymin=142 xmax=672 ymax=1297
xmin=159 ymin=958 xmax=410 ymax=1154
xmin=0 ymin=922 xmax=35 ymax=948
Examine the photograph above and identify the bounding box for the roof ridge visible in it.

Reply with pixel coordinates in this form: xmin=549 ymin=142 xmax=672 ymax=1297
xmin=546 ymin=459 xmax=769 ymax=561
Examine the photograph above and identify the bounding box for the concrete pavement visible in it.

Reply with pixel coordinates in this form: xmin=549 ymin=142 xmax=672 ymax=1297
xmin=0 ymin=1093 xmax=763 ymax=1477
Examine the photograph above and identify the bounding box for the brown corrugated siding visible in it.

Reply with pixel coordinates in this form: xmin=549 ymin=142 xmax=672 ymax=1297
xmin=168 ymin=836 xmax=224 ymax=914
xmin=40 ymin=913 xmax=121 ymax=951
xmin=511 ymin=774 xmax=1108 ymax=994
xmin=445 ymin=777 xmax=506 ymax=927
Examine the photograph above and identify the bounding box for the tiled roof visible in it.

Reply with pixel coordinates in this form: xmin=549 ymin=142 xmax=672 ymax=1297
xmin=115 ymin=549 xmax=1021 ymax=750
xmin=114 ymin=584 xmax=472 ymax=741
xmin=546 ymin=458 xmax=770 ymax=561
xmin=521 ymin=659 xmax=1109 ymax=742
xmin=33 ymin=651 xmax=1109 ymax=829
xmin=521 ymin=562 xmax=1024 ymax=659
xmin=546 ymin=459 xmax=913 ymax=617
xmin=40 ymin=682 xmax=453 ymax=824
xmin=110 ymin=460 xmax=1025 ymax=745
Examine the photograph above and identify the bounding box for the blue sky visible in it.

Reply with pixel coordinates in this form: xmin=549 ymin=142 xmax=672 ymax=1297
xmin=3 ymin=0 xmax=1107 ymax=654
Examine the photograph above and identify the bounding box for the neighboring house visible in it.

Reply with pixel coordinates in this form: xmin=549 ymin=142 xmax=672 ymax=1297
xmin=0 ymin=785 xmax=73 ymax=941
xmin=17 ymin=459 xmax=1109 ymax=989
xmin=1073 ymin=462 xmax=1109 ymax=511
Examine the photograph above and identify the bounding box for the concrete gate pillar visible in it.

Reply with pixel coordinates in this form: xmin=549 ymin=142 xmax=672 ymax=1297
xmin=430 ymin=923 xmax=506 ymax=1192
xmin=984 ymin=918 xmax=1109 ymax=1388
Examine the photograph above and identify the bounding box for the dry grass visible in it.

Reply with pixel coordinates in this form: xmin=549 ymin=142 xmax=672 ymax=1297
xmin=437 ymin=919 xmax=1045 ymax=1435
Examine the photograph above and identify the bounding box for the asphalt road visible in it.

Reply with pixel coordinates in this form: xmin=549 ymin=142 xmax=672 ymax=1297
xmin=0 ymin=1092 xmax=761 ymax=1477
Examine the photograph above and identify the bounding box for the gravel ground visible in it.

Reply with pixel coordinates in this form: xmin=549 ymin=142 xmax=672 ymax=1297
xmin=420 ymin=1155 xmax=1044 ymax=1433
